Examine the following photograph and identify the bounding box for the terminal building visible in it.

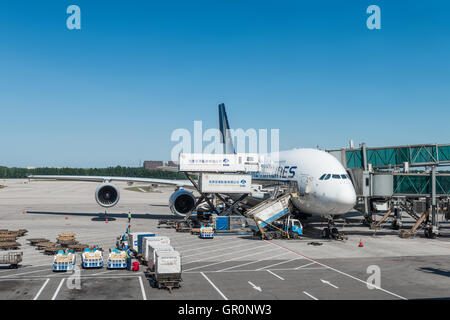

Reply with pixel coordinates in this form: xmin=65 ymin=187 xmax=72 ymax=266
xmin=143 ymin=160 xmax=177 ymax=171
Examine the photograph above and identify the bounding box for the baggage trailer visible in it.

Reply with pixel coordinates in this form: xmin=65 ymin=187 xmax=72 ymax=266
xmin=199 ymin=226 xmax=214 ymax=239
xmin=0 ymin=252 xmax=22 ymax=268
xmin=81 ymin=248 xmax=103 ymax=269
xmin=148 ymin=250 xmax=182 ymax=293
xmin=246 ymin=193 xmax=303 ymax=240
xmin=107 ymin=249 xmax=127 ymax=269
xmin=53 ymin=250 xmax=75 ymax=272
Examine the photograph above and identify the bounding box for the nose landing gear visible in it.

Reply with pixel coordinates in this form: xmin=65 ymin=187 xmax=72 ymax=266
xmin=322 ymin=219 xmax=347 ymax=240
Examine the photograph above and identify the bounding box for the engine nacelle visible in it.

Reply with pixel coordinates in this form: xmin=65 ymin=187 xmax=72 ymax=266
xmin=169 ymin=189 xmax=196 ymax=217
xmin=95 ymin=183 xmax=120 ymax=207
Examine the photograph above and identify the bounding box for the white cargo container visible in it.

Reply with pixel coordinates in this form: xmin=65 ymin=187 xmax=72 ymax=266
xmin=178 ymin=153 xmax=260 ymax=172
xmin=198 ymin=173 xmax=253 ymax=193
xmin=146 ymin=244 xmax=174 ymax=268
xmin=143 ymin=236 xmax=170 ymax=261
xmin=154 ymin=250 xmax=182 ymax=284
xmin=129 ymin=232 xmax=155 ymax=252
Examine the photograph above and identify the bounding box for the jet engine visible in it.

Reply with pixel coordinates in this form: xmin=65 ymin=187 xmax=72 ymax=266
xmin=169 ymin=189 xmax=196 ymax=217
xmin=95 ymin=183 xmax=120 ymax=207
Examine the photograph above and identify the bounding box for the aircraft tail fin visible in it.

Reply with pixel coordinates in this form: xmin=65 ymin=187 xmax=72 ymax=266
xmin=218 ymin=103 xmax=235 ymax=154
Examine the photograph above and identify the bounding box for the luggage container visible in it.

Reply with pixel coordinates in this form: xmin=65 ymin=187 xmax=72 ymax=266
xmin=143 ymin=236 xmax=171 ymax=262
xmin=214 ymin=216 xmax=229 ymax=231
xmin=81 ymin=248 xmax=103 ymax=269
xmin=149 ymin=250 xmax=182 ymax=292
xmin=128 ymin=232 xmax=155 ymax=253
xmin=137 ymin=233 xmax=155 ymax=254
xmin=107 ymin=249 xmax=127 ymax=269
xmin=147 ymin=244 xmax=174 ymax=269
xmin=179 ymin=153 xmax=260 ymax=172
xmin=53 ymin=250 xmax=75 ymax=272
xmin=229 ymin=216 xmax=247 ymax=230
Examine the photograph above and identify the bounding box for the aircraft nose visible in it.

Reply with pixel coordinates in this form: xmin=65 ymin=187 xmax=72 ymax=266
xmin=336 ymin=185 xmax=357 ymax=212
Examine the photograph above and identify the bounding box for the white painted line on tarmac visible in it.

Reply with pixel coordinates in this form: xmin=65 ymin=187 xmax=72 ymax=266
xmin=91 ymin=270 xmax=113 ymax=276
xmin=201 ymin=272 xmax=228 ymax=300
xmin=183 ymin=266 xmax=328 ymax=274
xmin=138 ymin=276 xmax=147 ymax=300
xmin=0 ymin=268 xmax=50 ymax=278
xmin=180 ymin=238 xmax=248 ymax=254
xmin=294 ymin=262 xmax=316 ymax=270
xmin=256 ymin=257 xmax=301 ymax=271
xmin=0 ymin=264 xmax=49 ymax=274
xmin=33 ymin=278 xmax=50 ymax=300
xmin=184 ymin=245 xmax=273 ymax=272
xmin=321 ymin=279 xmax=338 ymax=289
xmin=217 ymin=249 xmax=288 ymax=272
xmin=303 ymin=291 xmax=318 ymax=300
xmin=175 ymin=236 xmax=243 ymax=250
xmin=266 ymin=240 xmax=408 ymax=300
xmin=51 ymin=278 xmax=65 ymax=300
xmin=267 ymin=270 xmax=284 ymax=280
xmin=0 ymin=274 xmax=142 ymax=280
xmin=183 ymin=243 xmax=269 ymax=266
xmin=248 ymin=281 xmax=262 ymax=292
xmin=182 ymin=241 xmax=254 ymax=258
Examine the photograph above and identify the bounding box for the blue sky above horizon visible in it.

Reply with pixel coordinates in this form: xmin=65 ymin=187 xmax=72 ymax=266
xmin=1 ymin=1 xmax=449 ymax=168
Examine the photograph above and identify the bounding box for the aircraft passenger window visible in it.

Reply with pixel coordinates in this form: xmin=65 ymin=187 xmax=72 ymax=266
xmin=324 ymin=174 xmax=331 ymax=180
xmin=341 ymin=174 xmax=347 ymax=179
xmin=319 ymin=174 xmax=326 ymax=180
xmin=332 ymin=174 xmax=341 ymax=179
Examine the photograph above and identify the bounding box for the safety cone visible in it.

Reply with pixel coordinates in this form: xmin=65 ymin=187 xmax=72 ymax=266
xmin=358 ymin=239 xmax=364 ymax=247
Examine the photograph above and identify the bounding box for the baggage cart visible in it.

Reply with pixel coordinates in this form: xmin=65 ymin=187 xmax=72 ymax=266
xmin=0 ymin=252 xmax=22 ymax=268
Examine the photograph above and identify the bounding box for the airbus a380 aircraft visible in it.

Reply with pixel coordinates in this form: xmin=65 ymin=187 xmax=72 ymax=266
xmin=29 ymin=104 xmax=356 ymax=236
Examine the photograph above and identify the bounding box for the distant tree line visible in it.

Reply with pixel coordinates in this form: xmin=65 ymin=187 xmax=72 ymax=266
xmin=0 ymin=166 xmax=186 ymax=179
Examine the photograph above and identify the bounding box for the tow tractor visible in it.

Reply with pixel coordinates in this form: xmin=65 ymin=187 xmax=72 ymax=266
xmin=53 ymin=249 xmax=76 ymax=272
xmin=81 ymin=248 xmax=103 ymax=269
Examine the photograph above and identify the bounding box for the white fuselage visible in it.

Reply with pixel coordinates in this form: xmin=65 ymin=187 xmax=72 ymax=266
xmin=254 ymin=148 xmax=357 ymax=217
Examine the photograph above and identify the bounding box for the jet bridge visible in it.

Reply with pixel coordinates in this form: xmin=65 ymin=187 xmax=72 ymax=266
xmin=327 ymin=143 xmax=450 ymax=238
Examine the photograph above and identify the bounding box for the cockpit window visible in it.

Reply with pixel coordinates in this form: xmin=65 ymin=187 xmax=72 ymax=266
xmin=324 ymin=174 xmax=331 ymax=180
xmin=319 ymin=174 xmax=327 ymax=180
xmin=332 ymin=174 xmax=341 ymax=179
xmin=341 ymin=174 xmax=347 ymax=179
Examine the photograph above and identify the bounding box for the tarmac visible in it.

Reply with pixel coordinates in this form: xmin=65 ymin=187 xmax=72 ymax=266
xmin=1 ymin=179 xmax=450 ymax=300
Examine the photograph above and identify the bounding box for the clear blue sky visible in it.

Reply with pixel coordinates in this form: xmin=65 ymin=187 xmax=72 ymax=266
xmin=1 ymin=1 xmax=449 ymax=167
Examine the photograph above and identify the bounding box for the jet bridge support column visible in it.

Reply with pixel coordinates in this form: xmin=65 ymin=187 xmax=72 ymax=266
xmin=429 ymin=166 xmax=439 ymax=238
xmin=360 ymin=143 xmax=374 ymax=225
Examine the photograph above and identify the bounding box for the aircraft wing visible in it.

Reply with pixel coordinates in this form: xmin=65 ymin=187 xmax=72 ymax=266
xmin=27 ymin=175 xmax=194 ymax=188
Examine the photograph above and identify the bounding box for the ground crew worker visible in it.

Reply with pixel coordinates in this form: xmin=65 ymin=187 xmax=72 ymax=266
xmin=128 ymin=211 xmax=132 ymax=224
xmin=126 ymin=249 xmax=132 ymax=270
